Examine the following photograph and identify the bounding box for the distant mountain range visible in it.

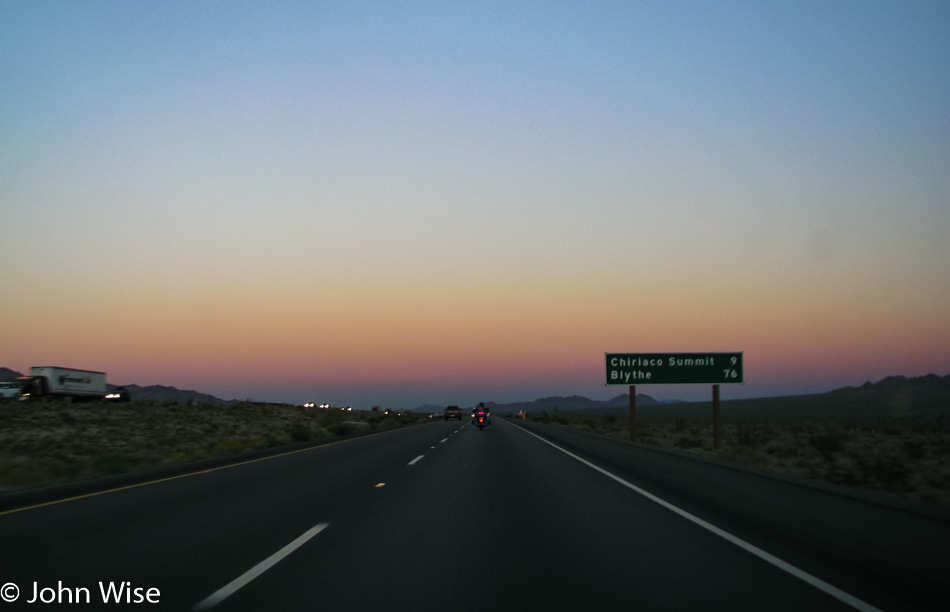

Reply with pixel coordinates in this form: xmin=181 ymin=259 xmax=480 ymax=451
xmin=114 ymin=384 xmax=237 ymax=405
xmin=415 ymin=393 xmax=662 ymax=414
xmin=483 ymin=393 xmax=663 ymax=413
xmin=2 ymin=367 xmax=947 ymax=412
xmin=833 ymin=373 xmax=950 ymax=393
xmin=0 ymin=368 xmax=22 ymax=383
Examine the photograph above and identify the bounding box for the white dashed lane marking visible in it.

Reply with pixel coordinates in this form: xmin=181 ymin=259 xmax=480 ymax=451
xmin=193 ymin=522 xmax=330 ymax=610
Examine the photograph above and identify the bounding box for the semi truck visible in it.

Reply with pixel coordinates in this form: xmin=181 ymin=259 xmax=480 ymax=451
xmin=17 ymin=366 xmax=129 ymax=401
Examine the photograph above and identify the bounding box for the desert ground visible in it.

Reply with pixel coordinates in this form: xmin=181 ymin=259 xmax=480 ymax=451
xmin=0 ymin=399 xmax=422 ymax=494
xmin=2 ymin=384 xmax=948 ymax=511
xmin=528 ymin=386 xmax=950 ymax=510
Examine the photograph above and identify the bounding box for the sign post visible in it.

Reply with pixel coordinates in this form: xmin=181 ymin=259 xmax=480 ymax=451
xmin=606 ymin=353 xmax=743 ymax=448
xmin=629 ymin=386 xmax=636 ymax=442
xmin=713 ymin=384 xmax=721 ymax=448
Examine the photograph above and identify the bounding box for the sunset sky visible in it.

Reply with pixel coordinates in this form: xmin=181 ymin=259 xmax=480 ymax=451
xmin=2 ymin=1 xmax=948 ymax=408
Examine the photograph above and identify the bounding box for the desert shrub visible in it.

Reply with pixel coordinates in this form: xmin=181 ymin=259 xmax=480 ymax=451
xmin=209 ymin=439 xmax=255 ymax=454
xmin=809 ymin=426 xmax=849 ymax=454
xmin=93 ymin=452 xmax=135 ymax=475
xmin=902 ymin=440 xmax=925 ymax=459
xmin=736 ymin=421 xmax=773 ymax=447
xmin=768 ymin=442 xmax=799 ymax=457
xmin=48 ymin=456 xmax=83 ymax=479
xmin=0 ymin=463 xmax=35 ymax=487
xmin=397 ymin=412 xmax=417 ymax=425
xmin=331 ymin=421 xmax=371 ymax=436
xmin=676 ymin=436 xmax=704 ymax=449
xmin=265 ymin=435 xmax=286 ymax=447
xmin=287 ymin=422 xmax=311 ymax=442
xmin=869 ymin=460 xmax=908 ymax=487
xmin=368 ymin=418 xmax=387 ymax=431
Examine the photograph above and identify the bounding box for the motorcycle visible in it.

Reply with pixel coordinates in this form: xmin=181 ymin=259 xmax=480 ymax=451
xmin=473 ymin=409 xmax=490 ymax=430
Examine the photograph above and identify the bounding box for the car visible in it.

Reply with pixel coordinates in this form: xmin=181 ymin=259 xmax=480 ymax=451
xmin=444 ymin=405 xmax=462 ymax=420
xmin=104 ymin=386 xmax=131 ymax=402
xmin=0 ymin=381 xmax=20 ymax=399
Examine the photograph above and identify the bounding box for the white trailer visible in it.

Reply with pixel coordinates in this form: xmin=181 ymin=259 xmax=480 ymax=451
xmin=19 ymin=366 xmax=112 ymax=400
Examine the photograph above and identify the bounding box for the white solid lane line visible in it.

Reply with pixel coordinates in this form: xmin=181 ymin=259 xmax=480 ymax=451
xmin=512 ymin=423 xmax=883 ymax=612
xmin=193 ymin=522 xmax=330 ymax=611
xmin=408 ymin=455 xmax=424 ymax=465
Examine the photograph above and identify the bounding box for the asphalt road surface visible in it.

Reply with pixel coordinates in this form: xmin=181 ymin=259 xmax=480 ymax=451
xmin=1 ymin=417 xmax=947 ymax=611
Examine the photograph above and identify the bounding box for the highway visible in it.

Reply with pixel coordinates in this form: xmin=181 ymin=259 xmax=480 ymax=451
xmin=1 ymin=417 xmax=947 ymax=611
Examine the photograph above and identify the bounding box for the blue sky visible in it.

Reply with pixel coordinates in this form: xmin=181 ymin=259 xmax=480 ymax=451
xmin=2 ymin=1 xmax=948 ymax=407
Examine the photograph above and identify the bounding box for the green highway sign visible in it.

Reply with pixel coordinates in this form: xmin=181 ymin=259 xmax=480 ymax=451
xmin=605 ymin=352 xmax=743 ymax=385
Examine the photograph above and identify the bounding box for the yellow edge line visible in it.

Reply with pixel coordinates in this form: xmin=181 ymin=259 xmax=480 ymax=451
xmin=0 ymin=437 xmax=349 ymax=518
